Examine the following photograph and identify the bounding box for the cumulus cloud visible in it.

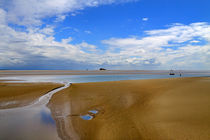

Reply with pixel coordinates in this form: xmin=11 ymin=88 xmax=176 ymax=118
xmin=0 ymin=0 xmax=136 ymax=26
xmin=102 ymin=22 xmax=210 ymax=69
xmin=0 ymin=15 xmax=210 ymax=69
xmin=0 ymin=9 xmax=97 ymax=67
xmin=0 ymin=0 xmax=210 ymax=70
xmin=55 ymin=15 xmax=67 ymax=22
xmin=0 ymin=8 xmax=6 ymax=25
xmin=61 ymin=37 xmax=73 ymax=44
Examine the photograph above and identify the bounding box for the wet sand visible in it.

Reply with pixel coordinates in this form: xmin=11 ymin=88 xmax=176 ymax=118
xmin=48 ymin=77 xmax=210 ymax=140
xmin=0 ymin=82 xmax=63 ymax=109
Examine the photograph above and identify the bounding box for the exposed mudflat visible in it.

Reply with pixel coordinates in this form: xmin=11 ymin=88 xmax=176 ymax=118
xmin=48 ymin=77 xmax=210 ymax=140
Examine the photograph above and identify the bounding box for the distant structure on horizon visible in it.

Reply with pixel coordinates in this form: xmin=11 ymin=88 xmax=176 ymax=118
xmin=99 ymin=68 xmax=106 ymax=71
xmin=169 ymin=70 xmax=175 ymax=75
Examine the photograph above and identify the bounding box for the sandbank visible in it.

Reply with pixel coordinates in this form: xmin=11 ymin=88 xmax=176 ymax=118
xmin=48 ymin=77 xmax=210 ymax=140
xmin=0 ymin=82 xmax=63 ymax=109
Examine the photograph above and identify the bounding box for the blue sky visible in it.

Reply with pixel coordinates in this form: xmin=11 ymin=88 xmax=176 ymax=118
xmin=0 ymin=0 xmax=210 ymax=70
xmin=54 ymin=0 xmax=210 ymax=44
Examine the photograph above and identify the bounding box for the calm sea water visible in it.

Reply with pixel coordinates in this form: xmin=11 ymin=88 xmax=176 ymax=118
xmin=0 ymin=73 xmax=209 ymax=140
xmin=1 ymin=73 xmax=209 ymax=83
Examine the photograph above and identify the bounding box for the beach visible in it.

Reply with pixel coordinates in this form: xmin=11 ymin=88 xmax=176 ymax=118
xmin=0 ymin=82 xmax=63 ymax=109
xmin=1 ymin=0 xmax=210 ymax=139
xmin=48 ymin=77 xmax=210 ymax=140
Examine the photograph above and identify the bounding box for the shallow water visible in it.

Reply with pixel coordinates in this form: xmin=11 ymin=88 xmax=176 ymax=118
xmin=89 ymin=110 xmax=98 ymax=114
xmin=0 ymin=73 xmax=209 ymax=139
xmin=80 ymin=115 xmax=93 ymax=120
xmin=0 ymin=83 xmax=70 ymax=140
xmin=0 ymin=73 xmax=209 ymax=83
xmin=0 ymin=105 xmax=59 ymax=140
xmin=80 ymin=110 xmax=99 ymax=120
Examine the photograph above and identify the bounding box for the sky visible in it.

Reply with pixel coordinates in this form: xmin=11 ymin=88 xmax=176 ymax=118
xmin=0 ymin=0 xmax=210 ymax=70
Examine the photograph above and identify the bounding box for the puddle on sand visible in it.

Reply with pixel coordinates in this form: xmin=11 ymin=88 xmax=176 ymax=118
xmin=89 ymin=110 xmax=98 ymax=114
xmin=80 ymin=110 xmax=99 ymax=120
xmin=80 ymin=114 xmax=93 ymax=120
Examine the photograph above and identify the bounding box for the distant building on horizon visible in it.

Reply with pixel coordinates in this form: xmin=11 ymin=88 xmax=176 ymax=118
xmin=99 ymin=68 xmax=106 ymax=71
xmin=169 ymin=70 xmax=175 ymax=75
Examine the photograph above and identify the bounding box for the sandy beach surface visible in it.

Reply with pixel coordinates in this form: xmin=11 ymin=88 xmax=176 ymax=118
xmin=0 ymin=82 xmax=63 ymax=109
xmin=48 ymin=77 xmax=210 ymax=140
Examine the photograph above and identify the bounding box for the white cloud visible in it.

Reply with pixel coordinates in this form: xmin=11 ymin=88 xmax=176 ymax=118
xmin=85 ymin=30 xmax=92 ymax=34
xmin=142 ymin=17 xmax=148 ymax=21
xmin=0 ymin=9 xmax=6 ymax=25
xmin=102 ymin=22 xmax=210 ymax=69
xmin=190 ymin=40 xmax=200 ymax=43
xmin=62 ymin=37 xmax=73 ymax=44
xmin=0 ymin=0 xmax=136 ymax=26
xmin=55 ymin=15 xmax=67 ymax=22
xmin=77 ymin=42 xmax=96 ymax=49
xmin=39 ymin=26 xmax=55 ymax=36
xmin=0 ymin=6 xmax=209 ymax=69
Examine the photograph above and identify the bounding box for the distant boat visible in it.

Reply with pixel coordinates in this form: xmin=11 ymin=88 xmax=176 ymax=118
xmin=169 ymin=70 xmax=175 ymax=75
